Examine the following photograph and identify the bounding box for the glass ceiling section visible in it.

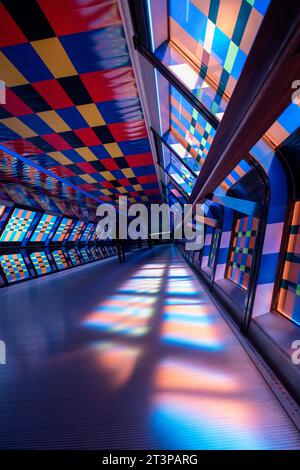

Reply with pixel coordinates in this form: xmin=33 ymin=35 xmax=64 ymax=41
xmin=154 ymin=0 xmax=271 ymax=120
xmin=169 ymin=86 xmax=216 ymax=168
xmin=165 ymin=182 xmax=186 ymax=206
xmin=163 ymin=142 xmax=196 ymax=196
xmin=164 ymin=131 xmax=201 ymax=176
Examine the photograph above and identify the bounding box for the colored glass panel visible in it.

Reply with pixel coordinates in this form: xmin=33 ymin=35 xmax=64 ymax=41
xmin=80 ymin=223 xmax=94 ymax=242
xmin=164 ymin=130 xmax=201 ymax=175
xmin=219 ymin=159 xmax=251 ymax=193
xmin=52 ymin=217 xmax=73 ymax=242
xmin=52 ymin=249 xmax=70 ymax=270
xmin=226 ymin=216 xmax=258 ymax=290
xmin=167 ymin=182 xmax=186 ymax=205
xmin=208 ymin=230 xmax=219 ymax=268
xmin=30 ymin=251 xmax=52 ymax=275
xmin=0 ymin=208 xmax=36 ymax=242
xmin=170 ymin=87 xmax=216 ymax=165
xmin=68 ymin=248 xmax=81 ymax=266
xmin=90 ymin=246 xmax=101 ymax=259
xmin=0 ymin=253 xmax=30 ymax=283
xmin=69 ymin=221 xmax=85 ymax=242
xmin=267 ymin=102 xmax=300 ymax=147
xmin=165 ymin=0 xmax=270 ymax=118
xmin=80 ymin=248 xmax=91 ymax=263
xmin=90 ymin=227 xmax=99 ymax=241
xmin=164 ymin=143 xmax=196 ymax=196
xmin=277 ymin=202 xmax=300 ymax=326
xmin=30 ymin=213 xmax=57 ymax=242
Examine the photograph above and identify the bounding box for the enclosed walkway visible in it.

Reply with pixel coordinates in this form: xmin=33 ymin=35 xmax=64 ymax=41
xmin=0 ymin=246 xmax=299 ymax=449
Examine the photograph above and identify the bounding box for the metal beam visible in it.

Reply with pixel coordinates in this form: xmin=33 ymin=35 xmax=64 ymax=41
xmin=189 ymin=0 xmax=300 ymax=204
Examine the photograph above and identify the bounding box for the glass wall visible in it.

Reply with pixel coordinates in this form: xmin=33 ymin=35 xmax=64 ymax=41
xmin=276 ymin=202 xmax=300 ymax=326
xmin=226 ymin=215 xmax=258 ymax=290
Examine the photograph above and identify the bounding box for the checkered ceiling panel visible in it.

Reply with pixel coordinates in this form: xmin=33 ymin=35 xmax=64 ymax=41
xmin=0 ymin=0 xmax=161 ymax=206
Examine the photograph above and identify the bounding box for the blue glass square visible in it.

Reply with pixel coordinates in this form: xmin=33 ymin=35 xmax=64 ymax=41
xmin=277 ymin=103 xmax=300 ymax=134
xmin=254 ymin=0 xmax=271 ymax=15
xmin=231 ymin=48 xmax=247 ymax=80
xmin=170 ymin=0 xmax=207 ymax=44
xmin=212 ymin=27 xmax=230 ymax=66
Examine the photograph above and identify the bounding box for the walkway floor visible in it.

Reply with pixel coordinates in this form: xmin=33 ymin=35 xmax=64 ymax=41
xmin=0 ymin=246 xmax=299 ymax=449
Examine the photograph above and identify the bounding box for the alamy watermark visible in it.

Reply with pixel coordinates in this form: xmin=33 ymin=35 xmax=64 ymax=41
xmin=95 ymin=196 xmax=204 ymax=250
xmin=291 ymin=340 xmax=300 ymax=365
xmin=0 ymin=340 xmax=6 ymax=365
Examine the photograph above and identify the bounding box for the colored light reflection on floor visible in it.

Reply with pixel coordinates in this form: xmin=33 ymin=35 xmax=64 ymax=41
xmin=161 ymin=314 xmax=223 ymax=350
xmin=91 ymin=341 xmax=142 ymax=388
xmin=150 ymin=394 xmax=266 ymax=449
xmin=150 ymin=358 xmax=267 ymax=450
xmin=119 ymin=277 xmax=162 ymax=294
xmin=82 ymin=262 xmax=166 ymax=337
xmin=167 ymin=267 xmax=192 ymax=277
xmin=82 ymin=294 xmax=156 ymax=337
xmin=162 ymin=265 xmax=224 ymax=350
xmin=166 ymin=265 xmax=199 ymax=295
xmin=118 ymin=263 xmax=165 ymax=294
xmin=167 ymin=279 xmax=199 ymax=296
xmin=133 ymin=267 xmax=165 ymax=278
xmin=155 ymin=358 xmax=239 ymax=393
xmin=165 ymin=298 xmax=217 ymax=316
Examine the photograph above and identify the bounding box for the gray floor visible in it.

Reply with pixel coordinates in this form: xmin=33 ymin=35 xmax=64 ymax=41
xmin=0 ymin=246 xmax=299 ymax=449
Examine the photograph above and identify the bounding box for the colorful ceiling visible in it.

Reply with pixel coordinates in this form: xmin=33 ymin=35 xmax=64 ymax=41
xmin=0 ymin=0 xmax=161 ymax=216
